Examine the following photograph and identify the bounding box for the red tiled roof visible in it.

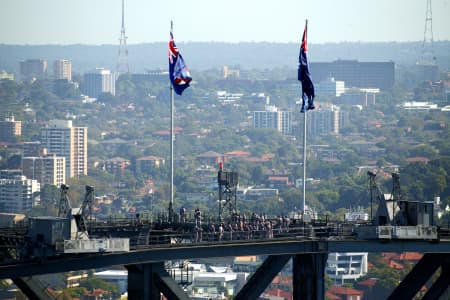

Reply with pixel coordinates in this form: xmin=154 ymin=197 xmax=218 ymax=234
xmin=389 ymin=260 xmax=404 ymax=270
xmin=325 ymin=291 xmax=342 ymax=300
xmin=226 ymin=150 xmax=250 ymax=157
xmin=399 ymin=252 xmax=423 ymax=261
xmin=268 ymin=176 xmax=289 ymax=181
xmin=357 ymin=278 xmax=378 ymax=287
xmin=329 ymin=286 xmax=364 ymax=296
xmin=405 ymin=157 xmax=430 ymax=163
xmin=265 ymin=288 xmax=293 ymax=299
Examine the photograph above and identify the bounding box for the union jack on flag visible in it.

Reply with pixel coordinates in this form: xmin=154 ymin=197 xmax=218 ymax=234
xmin=169 ymin=32 xmax=192 ymax=95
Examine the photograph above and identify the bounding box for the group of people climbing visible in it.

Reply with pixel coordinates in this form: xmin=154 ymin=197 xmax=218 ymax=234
xmin=180 ymin=207 xmax=293 ymax=243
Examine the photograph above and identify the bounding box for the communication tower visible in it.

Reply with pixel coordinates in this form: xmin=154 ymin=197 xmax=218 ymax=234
xmin=117 ymin=0 xmax=130 ymax=74
xmin=421 ymin=0 xmax=436 ymax=64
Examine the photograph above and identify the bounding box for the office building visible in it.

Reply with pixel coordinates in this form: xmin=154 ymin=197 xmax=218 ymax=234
xmin=83 ymin=68 xmax=116 ymax=98
xmin=40 ymin=120 xmax=87 ymax=178
xmin=53 ymin=59 xmax=72 ymax=81
xmin=20 ymin=59 xmax=47 ymax=80
xmin=0 ymin=115 xmax=21 ymax=142
xmin=252 ymin=105 xmax=292 ymax=135
xmin=22 ymin=154 xmax=66 ymax=186
xmin=311 ymin=60 xmax=395 ymax=90
xmin=315 ymin=77 xmax=345 ymax=97
xmin=307 ymin=105 xmax=343 ymax=136
xmin=0 ymin=170 xmax=40 ymax=213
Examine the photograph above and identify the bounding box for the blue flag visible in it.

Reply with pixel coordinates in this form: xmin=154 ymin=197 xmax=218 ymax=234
xmin=169 ymin=32 xmax=192 ymax=95
xmin=298 ymin=21 xmax=315 ymax=113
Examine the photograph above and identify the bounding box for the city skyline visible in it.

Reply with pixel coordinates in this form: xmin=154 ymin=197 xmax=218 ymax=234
xmin=1 ymin=0 xmax=450 ymax=45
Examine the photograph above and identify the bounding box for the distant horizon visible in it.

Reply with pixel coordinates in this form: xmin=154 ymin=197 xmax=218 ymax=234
xmin=1 ymin=0 xmax=450 ymax=44
xmin=2 ymin=40 xmax=450 ymax=47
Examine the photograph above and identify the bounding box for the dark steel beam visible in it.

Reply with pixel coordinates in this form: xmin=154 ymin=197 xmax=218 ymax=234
xmin=0 ymin=239 xmax=321 ymax=279
xmin=422 ymin=261 xmax=450 ymax=300
xmin=388 ymin=253 xmax=446 ymax=300
xmin=152 ymin=263 xmax=190 ymax=300
xmin=1 ymin=239 xmax=450 ymax=280
xmin=126 ymin=264 xmax=160 ymax=299
xmin=293 ymin=253 xmax=327 ymax=300
xmin=234 ymin=254 xmax=292 ymax=300
xmin=12 ymin=277 xmax=53 ymax=300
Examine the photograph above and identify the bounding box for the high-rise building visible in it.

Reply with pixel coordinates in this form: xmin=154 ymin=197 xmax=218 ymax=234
xmin=252 ymin=105 xmax=292 ymax=135
xmin=53 ymin=59 xmax=72 ymax=81
xmin=83 ymin=68 xmax=116 ymax=98
xmin=40 ymin=120 xmax=87 ymax=178
xmin=0 ymin=115 xmax=22 ymax=142
xmin=23 ymin=141 xmax=42 ymax=157
xmin=311 ymin=60 xmax=395 ymax=90
xmin=20 ymin=59 xmax=47 ymax=80
xmin=22 ymin=154 xmax=66 ymax=186
xmin=307 ymin=105 xmax=341 ymax=136
xmin=0 ymin=170 xmax=40 ymax=213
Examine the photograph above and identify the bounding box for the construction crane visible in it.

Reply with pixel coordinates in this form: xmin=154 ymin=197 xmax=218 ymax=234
xmin=57 ymin=184 xmax=94 ymax=239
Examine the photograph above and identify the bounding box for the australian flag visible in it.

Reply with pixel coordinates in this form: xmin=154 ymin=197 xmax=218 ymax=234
xmin=298 ymin=21 xmax=315 ymax=112
xmin=169 ymin=32 xmax=192 ymax=95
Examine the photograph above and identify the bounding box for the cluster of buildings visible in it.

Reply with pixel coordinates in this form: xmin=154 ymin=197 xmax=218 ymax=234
xmin=0 ymin=119 xmax=88 ymax=214
xmin=18 ymin=58 xmax=116 ymax=99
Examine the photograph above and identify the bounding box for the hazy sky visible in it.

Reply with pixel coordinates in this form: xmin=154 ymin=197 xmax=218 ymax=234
xmin=1 ymin=0 xmax=449 ymax=44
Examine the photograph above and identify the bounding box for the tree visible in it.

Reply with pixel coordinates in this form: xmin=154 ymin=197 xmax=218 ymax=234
xmin=79 ymin=277 xmax=118 ymax=297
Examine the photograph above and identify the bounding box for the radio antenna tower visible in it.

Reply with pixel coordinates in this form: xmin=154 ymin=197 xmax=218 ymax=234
xmin=117 ymin=0 xmax=130 ymax=74
xmin=421 ymin=0 xmax=435 ymax=64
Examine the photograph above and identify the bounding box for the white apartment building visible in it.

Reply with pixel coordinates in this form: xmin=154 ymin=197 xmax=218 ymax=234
xmin=326 ymin=252 xmax=368 ymax=285
xmin=83 ymin=68 xmax=116 ymax=98
xmin=53 ymin=59 xmax=72 ymax=81
xmin=0 ymin=171 xmax=40 ymax=213
xmin=22 ymin=154 xmax=66 ymax=186
xmin=40 ymin=120 xmax=87 ymax=178
xmin=252 ymin=105 xmax=292 ymax=135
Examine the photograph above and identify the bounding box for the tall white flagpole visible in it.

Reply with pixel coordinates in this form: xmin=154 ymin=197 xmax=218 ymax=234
xmin=302 ymin=109 xmax=307 ymax=213
xmin=301 ymin=19 xmax=309 ymax=214
xmin=169 ymin=20 xmax=174 ymax=222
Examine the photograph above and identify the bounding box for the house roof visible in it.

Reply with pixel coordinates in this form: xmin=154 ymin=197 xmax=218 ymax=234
xmin=329 ymin=286 xmax=364 ymax=296
xmin=405 ymin=157 xmax=430 ymax=163
xmin=399 ymin=252 xmax=423 ymax=261
xmin=325 ymin=291 xmax=342 ymax=300
xmin=265 ymin=288 xmax=293 ymax=299
xmin=388 ymin=260 xmax=404 ymax=270
xmin=226 ymin=150 xmax=250 ymax=157
xmin=357 ymin=278 xmax=378 ymax=287
xmin=268 ymin=176 xmax=289 ymax=182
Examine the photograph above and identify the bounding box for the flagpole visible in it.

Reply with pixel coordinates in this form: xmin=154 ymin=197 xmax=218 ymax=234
xmin=302 ymin=109 xmax=307 ymax=213
xmin=169 ymin=20 xmax=174 ymax=223
xmin=301 ymin=19 xmax=309 ymax=215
